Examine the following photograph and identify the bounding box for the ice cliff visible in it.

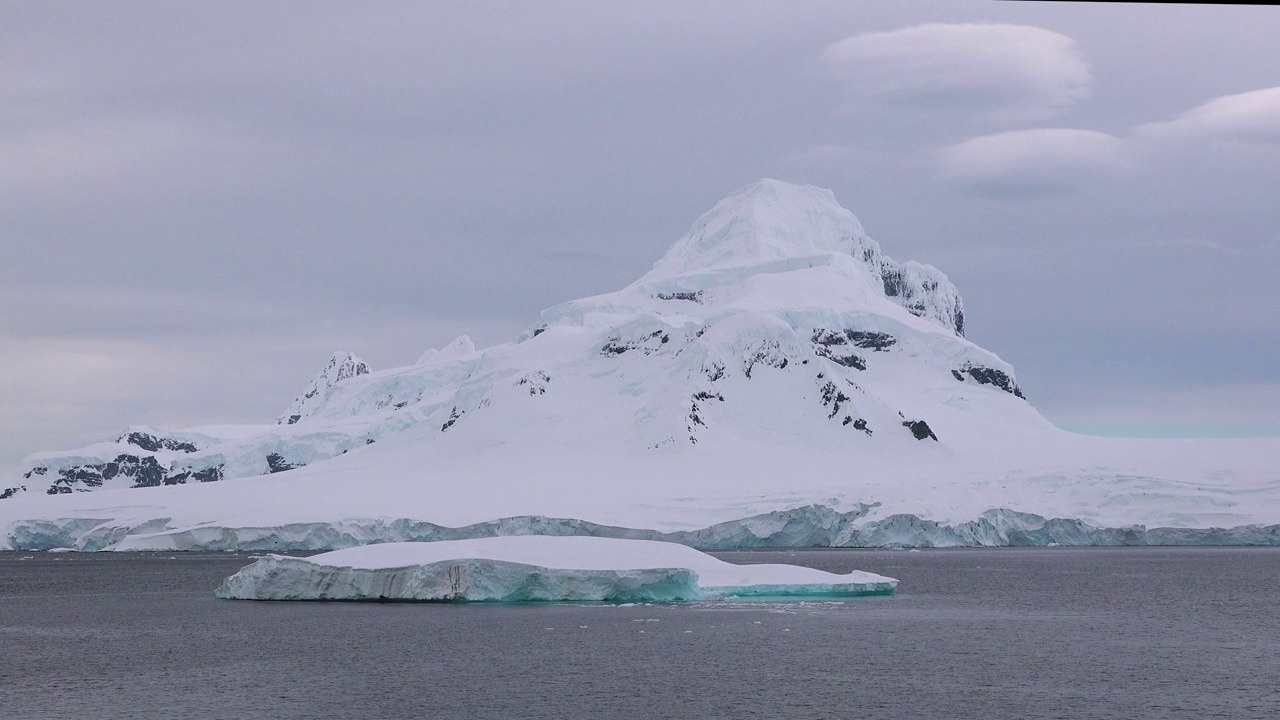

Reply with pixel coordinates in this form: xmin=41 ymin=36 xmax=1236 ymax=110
xmin=214 ymin=537 xmax=898 ymax=601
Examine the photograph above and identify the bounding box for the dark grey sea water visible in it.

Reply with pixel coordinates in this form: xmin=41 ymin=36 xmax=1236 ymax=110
xmin=1 ymin=547 xmax=1278 ymax=719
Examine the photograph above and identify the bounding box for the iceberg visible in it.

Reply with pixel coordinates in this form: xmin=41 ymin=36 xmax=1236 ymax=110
xmin=214 ymin=536 xmax=898 ymax=602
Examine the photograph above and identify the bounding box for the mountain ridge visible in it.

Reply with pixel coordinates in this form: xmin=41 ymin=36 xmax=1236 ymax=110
xmin=2 ymin=180 xmax=1276 ymax=550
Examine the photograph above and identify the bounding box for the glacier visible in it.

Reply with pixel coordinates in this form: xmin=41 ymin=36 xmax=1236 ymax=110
xmin=213 ymin=537 xmax=898 ymax=601
xmin=2 ymin=179 xmax=1278 ymax=551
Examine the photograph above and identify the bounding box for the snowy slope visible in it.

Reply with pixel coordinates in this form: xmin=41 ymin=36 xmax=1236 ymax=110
xmin=2 ymin=180 xmax=1277 ymax=550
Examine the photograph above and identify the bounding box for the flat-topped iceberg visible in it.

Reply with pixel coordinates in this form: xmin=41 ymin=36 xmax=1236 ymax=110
xmin=214 ymin=536 xmax=898 ymax=602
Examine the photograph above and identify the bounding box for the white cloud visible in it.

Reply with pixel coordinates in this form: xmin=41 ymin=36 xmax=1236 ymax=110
xmin=1136 ymin=86 xmax=1280 ymax=144
xmin=937 ymin=128 xmax=1125 ymax=198
xmin=822 ymin=23 xmax=1091 ymax=122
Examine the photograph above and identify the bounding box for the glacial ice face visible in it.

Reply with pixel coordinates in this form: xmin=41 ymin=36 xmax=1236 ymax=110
xmin=879 ymin=259 xmax=965 ymax=337
xmin=7 ymin=503 xmax=1279 ymax=553
xmin=213 ymin=537 xmax=899 ymax=601
xmin=216 ymin=556 xmax=703 ymax=602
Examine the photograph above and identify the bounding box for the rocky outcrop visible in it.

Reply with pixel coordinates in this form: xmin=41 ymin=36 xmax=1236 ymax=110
xmin=278 ymin=352 xmax=371 ymax=425
xmin=954 ymin=363 xmax=1025 ymax=399
xmin=120 ymin=431 xmax=200 ymax=454
xmin=39 ymin=454 xmax=166 ymax=493
xmin=902 ymin=420 xmax=938 ymax=441
xmin=880 ymin=260 xmax=965 ymax=337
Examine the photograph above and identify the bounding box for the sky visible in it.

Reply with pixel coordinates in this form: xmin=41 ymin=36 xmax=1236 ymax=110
xmin=2 ymin=1 xmax=1278 ymax=469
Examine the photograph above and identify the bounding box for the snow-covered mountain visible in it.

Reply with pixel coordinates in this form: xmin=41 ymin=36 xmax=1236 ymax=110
xmin=3 ymin=180 xmax=1277 ymax=550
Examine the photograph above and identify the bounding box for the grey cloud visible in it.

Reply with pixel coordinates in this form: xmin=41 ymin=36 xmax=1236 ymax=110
xmin=934 ymin=81 xmax=1280 ymax=202
xmin=1 ymin=2 xmax=1277 ymax=467
xmin=822 ymin=23 xmax=1091 ymax=123
xmin=936 ymin=128 xmax=1127 ymax=198
xmin=1135 ymin=86 xmax=1280 ymax=145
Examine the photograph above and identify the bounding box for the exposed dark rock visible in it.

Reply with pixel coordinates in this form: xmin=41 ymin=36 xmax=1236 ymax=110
xmin=810 ymin=329 xmax=875 ymax=370
xmin=812 ymin=329 xmax=845 ymax=348
xmin=848 ymin=331 xmax=895 ymax=350
xmin=193 ymin=466 xmax=224 ymax=481
xmin=819 ymin=381 xmax=851 ymax=420
xmin=441 ymin=406 xmax=463 ymax=432
xmin=163 ymin=464 xmax=225 ymax=486
xmin=123 ymin=432 xmax=199 ymax=454
xmin=881 ymin=269 xmax=908 ymax=297
xmin=743 ymin=341 xmax=790 ymax=378
xmin=1 ymin=486 xmax=24 ymax=500
xmin=266 ymin=454 xmax=301 ymax=474
xmin=955 ymin=364 xmax=1026 ymax=399
xmin=601 ymin=330 xmax=671 ymax=357
xmin=841 ymin=417 xmax=872 ymax=436
xmin=655 ymin=291 xmax=703 ymax=302
xmin=516 ymin=371 xmax=551 ymax=396
xmin=23 ymin=466 xmax=48 ymax=479
xmin=815 ymin=346 xmax=866 ymax=370
xmin=687 ymin=387 xmax=726 ymax=437
xmin=704 ymin=361 xmax=726 ymax=382
xmin=902 ymin=420 xmax=938 ymax=441
xmin=531 ymin=325 xmax=547 ymax=337
xmin=39 ymin=454 xmax=168 ymax=493
xmin=284 ymin=415 xmax=302 ymax=425
xmin=881 ymin=266 xmax=965 ymax=337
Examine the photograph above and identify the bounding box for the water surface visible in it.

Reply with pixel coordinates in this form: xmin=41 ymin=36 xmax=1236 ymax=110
xmin=1 ymin=547 xmax=1277 ymax=719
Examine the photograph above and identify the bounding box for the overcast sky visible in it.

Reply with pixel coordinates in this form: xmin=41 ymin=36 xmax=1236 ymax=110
xmin=3 ymin=1 xmax=1278 ymax=469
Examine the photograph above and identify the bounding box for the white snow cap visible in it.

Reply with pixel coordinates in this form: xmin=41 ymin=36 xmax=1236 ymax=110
xmin=644 ymin=179 xmax=871 ymax=281
xmin=643 ymin=179 xmax=964 ymax=336
xmin=417 ymin=335 xmax=476 ymax=366
xmin=277 ymin=351 xmax=371 ymax=425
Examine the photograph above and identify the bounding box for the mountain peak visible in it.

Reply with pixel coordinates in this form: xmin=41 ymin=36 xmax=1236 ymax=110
xmin=642 ymin=179 xmax=870 ymax=281
xmin=637 ymin=180 xmax=964 ymax=337
xmin=277 ymin=351 xmax=371 ymax=425
xmin=417 ymin=335 xmax=476 ymax=366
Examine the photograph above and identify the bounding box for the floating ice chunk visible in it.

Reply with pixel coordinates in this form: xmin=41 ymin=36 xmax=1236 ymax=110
xmin=214 ymin=536 xmax=897 ymax=602
xmin=216 ymin=556 xmax=700 ymax=602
